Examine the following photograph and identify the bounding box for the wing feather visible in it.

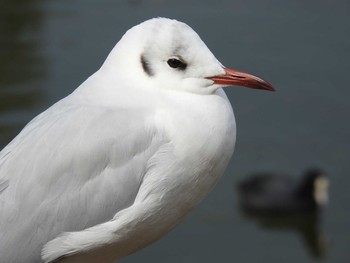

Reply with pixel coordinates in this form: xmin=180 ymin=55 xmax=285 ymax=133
xmin=0 ymin=98 xmax=167 ymax=262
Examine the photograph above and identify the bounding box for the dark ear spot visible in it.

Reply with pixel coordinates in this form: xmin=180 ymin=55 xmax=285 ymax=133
xmin=141 ymin=55 xmax=154 ymax=76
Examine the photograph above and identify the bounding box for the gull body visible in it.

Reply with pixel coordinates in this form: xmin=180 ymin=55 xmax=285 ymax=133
xmin=0 ymin=18 xmax=274 ymax=263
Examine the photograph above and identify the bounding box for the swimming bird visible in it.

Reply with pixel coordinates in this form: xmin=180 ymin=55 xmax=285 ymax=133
xmin=237 ymin=169 xmax=329 ymax=215
xmin=0 ymin=18 xmax=274 ymax=263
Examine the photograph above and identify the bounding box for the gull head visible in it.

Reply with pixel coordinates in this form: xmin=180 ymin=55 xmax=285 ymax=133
xmin=102 ymin=18 xmax=275 ymax=94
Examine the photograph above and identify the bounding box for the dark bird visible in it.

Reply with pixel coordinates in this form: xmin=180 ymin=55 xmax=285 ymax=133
xmin=238 ymin=169 xmax=329 ymax=215
xmin=237 ymin=169 xmax=329 ymax=259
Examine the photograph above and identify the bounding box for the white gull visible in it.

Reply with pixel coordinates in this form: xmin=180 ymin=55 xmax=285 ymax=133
xmin=0 ymin=17 xmax=274 ymax=263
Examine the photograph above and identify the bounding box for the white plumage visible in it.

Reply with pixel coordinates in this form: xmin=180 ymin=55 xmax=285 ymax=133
xmin=0 ymin=18 xmax=273 ymax=263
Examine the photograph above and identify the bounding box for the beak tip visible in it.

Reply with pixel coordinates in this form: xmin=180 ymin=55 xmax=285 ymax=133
xmin=265 ymin=84 xmax=276 ymax=92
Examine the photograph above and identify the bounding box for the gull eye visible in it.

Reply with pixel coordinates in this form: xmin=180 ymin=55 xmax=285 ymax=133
xmin=167 ymin=58 xmax=187 ymax=70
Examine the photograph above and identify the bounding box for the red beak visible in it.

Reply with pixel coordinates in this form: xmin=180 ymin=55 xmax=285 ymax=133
xmin=207 ymin=67 xmax=275 ymax=91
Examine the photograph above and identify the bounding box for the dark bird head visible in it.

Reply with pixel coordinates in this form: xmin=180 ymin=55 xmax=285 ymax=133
xmin=296 ymin=169 xmax=329 ymax=208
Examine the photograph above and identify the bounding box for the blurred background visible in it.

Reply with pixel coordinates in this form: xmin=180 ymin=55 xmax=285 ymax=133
xmin=0 ymin=0 xmax=349 ymax=262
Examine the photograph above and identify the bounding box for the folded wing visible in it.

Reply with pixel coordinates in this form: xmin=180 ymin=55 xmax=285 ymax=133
xmin=0 ymin=98 xmax=167 ymax=263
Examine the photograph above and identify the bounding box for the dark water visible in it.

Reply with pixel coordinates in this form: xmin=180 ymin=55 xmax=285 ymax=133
xmin=1 ymin=0 xmax=349 ymax=262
